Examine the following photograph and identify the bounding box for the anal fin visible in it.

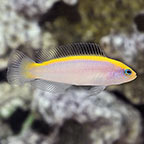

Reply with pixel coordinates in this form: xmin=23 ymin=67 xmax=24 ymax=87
xmin=31 ymin=79 xmax=71 ymax=94
xmin=89 ymin=86 xmax=106 ymax=96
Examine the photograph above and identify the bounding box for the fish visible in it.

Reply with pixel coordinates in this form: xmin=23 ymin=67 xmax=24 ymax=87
xmin=7 ymin=42 xmax=137 ymax=95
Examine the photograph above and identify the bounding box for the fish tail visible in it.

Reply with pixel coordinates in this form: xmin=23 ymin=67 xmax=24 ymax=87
xmin=7 ymin=50 xmax=35 ymax=86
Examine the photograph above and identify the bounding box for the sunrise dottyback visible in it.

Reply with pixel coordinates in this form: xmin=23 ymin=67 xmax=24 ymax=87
xmin=7 ymin=43 xmax=137 ymax=94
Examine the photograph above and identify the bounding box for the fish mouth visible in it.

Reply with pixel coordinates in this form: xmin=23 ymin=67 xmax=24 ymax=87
xmin=133 ymin=73 xmax=137 ymax=80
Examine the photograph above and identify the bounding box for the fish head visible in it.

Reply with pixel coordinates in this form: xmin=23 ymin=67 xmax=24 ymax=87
xmin=111 ymin=62 xmax=137 ymax=85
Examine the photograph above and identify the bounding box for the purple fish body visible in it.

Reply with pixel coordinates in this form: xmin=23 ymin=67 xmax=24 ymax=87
xmin=7 ymin=43 xmax=137 ymax=94
xmin=32 ymin=59 xmax=115 ymax=86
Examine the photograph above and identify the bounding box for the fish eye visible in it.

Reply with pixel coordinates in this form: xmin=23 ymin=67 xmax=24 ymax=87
xmin=124 ymin=69 xmax=132 ymax=75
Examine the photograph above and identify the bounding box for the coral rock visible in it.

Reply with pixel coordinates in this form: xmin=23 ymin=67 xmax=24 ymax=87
xmin=32 ymin=87 xmax=142 ymax=144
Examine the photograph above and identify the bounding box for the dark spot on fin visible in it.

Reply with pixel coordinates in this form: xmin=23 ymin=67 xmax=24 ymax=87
xmin=35 ymin=42 xmax=106 ymax=63
xmin=31 ymin=79 xmax=71 ymax=93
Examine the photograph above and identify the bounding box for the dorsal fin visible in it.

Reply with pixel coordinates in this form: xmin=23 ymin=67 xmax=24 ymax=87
xmin=35 ymin=42 xmax=106 ymax=63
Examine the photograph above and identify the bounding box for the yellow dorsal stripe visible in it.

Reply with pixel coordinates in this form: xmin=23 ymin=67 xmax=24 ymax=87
xmin=31 ymin=55 xmax=130 ymax=70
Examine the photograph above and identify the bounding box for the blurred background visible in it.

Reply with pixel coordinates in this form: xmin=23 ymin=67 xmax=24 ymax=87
xmin=0 ymin=0 xmax=144 ymax=144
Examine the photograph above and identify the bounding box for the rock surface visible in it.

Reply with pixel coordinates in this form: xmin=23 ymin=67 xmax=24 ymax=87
xmin=31 ymin=87 xmax=142 ymax=144
xmin=100 ymin=31 xmax=144 ymax=104
xmin=12 ymin=0 xmax=78 ymax=19
xmin=0 ymin=0 xmax=144 ymax=144
xmin=0 ymin=82 xmax=33 ymax=119
xmin=5 ymin=129 xmax=57 ymax=144
xmin=1 ymin=88 xmax=143 ymax=144
xmin=0 ymin=0 xmax=41 ymax=51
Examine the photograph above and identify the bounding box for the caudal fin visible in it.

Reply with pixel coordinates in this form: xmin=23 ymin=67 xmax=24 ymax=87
xmin=7 ymin=50 xmax=35 ymax=86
